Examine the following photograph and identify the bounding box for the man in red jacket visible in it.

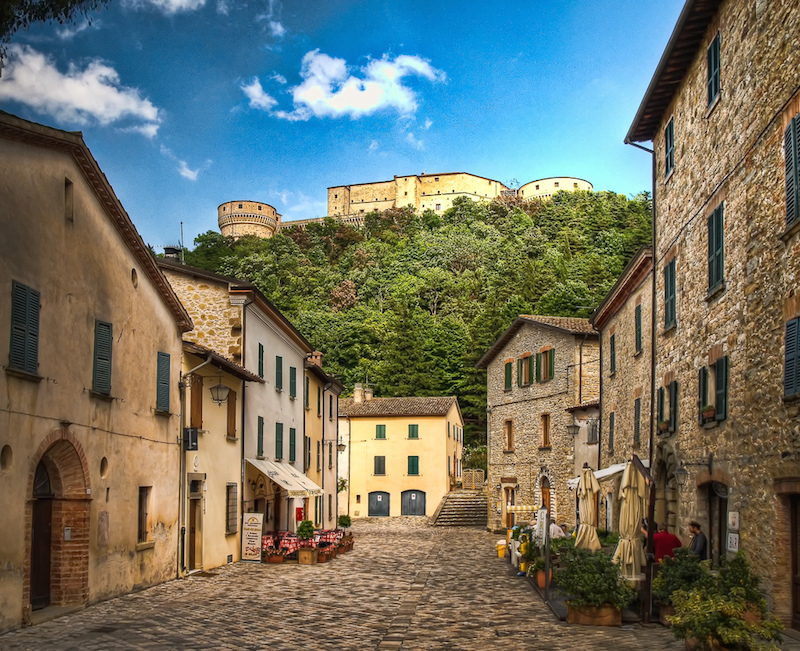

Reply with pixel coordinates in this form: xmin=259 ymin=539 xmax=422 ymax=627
xmin=653 ymin=522 xmax=682 ymax=562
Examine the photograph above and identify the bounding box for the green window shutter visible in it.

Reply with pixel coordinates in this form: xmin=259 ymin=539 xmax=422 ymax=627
xmin=376 ymin=424 xmax=386 ymax=439
xmin=527 ymin=356 xmax=535 ymax=384
xmin=535 ymin=353 xmax=541 ymax=382
xmin=306 ymin=436 xmax=311 ymax=469
xmin=289 ymin=367 xmax=297 ymax=398
xmin=408 ymin=456 xmax=419 ymax=475
xmin=665 ymin=260 xmax=676 ymax=328
xmin=608 ymin=412 xmax=615 ymax=451
xmin=634 ymin=399 xmax=641 ymax=446
xmin=257 ymin=416 xmax=264 ymax=457
xmin=707 ymin=32 xmax=720 ymax=106
xmin=635 ymin=304 xmax=642 ymax=353
xmin=698 ymin=366 xmax=708 ymax=425
xmin=786 ymin=116 xmax=800 ymax=226
xmin=305 ymin=376 xmax=310 ymax=409
xmin=317 ymin=386 xmax=321 ymax=415
xmin=665 ymin=119 xmax=675 ymax=176
xmin=504 ymin=362 xmax=512 ymax=390
xmin=786 ymin=319 xmax=800 ymax=396
xmin=517 ymin=358 xmax=523 ymax=386
xmin=317 ymin=440 xmax=321 ymax=471
xmin=289 ymin=427 xmax=296 ymax=462
xmin=374 ymin=456 xmax=385 ymax=475
xmin=715 ymin=356 xmax=728 ymax=421
xmin=657 ymin=386 xmax=665 ymax=423
xmin=10 ymin=281 xmax=40 ymax=374
xmin=92 ymin=320 xmax=113 ymax=395
xmin=549 ymin=349 xmax=555 ymax=379
xmin=258 ymin=343 xmax=264 ymax=378
xmin=668 ymin=380 xmax=678 ymax=433
xmin=409 ymin=424 xmax=418 ymax=439
xmin=275 ymin=423 xmax=283 ymax=459
xmin=275 ymin=356 xmax=283 ymax=389
xmin=610 ymin=335 xmax=616 ymax=374
xmin=708 ymin=204 xmax=724 ymax=291
xmin=156 ymin=352 xmax=170 ymax=412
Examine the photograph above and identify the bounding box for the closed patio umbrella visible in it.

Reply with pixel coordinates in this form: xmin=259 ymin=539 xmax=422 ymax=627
xmin=613 ymin=461 xmax=646 ymax=578
xmin=575 ymin=467 xmax=601 ymax=551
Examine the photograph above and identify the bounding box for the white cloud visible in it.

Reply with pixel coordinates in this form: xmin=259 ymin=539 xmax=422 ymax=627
xmin=55 ymin=19 xmax=99 ymax=40
xmin=269 ymin=21 xmax=286 ymax=37
xmin=216 ymin=0 xmax=229 ymax=14
xmin=241 ymin=77 xmax=278 ymax=111
xmin=369 ymin=140 xmax=379 ymax=151
xmin=406 ymin=132 xmax=424 ymax=150
xmin=125 ymin=0 xmax=206 ymax=13
xmin=177 ymin=160 xmax=199 ymax=180
xmin=271 ymin=73 xmax=287 ymax=85
xmin=265 ymin=50 xmax=445 ymax=121
xmin=159 ymin=145 xmax=211 ymax=181
xmin=0 ymin=45 xmax=160 ymax=134
xmin=423 ymin=118 xmax=433 ymax=130
xmin=122 ymin=123 xmax=160 ymax=139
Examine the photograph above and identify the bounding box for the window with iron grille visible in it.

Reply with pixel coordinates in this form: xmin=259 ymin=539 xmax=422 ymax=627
xmin=225 ymin=483 xmax=237 ymax=534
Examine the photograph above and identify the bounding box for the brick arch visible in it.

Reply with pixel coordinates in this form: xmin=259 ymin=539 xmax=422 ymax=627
xmin=27 ymin=427 xmax=91 ymax=500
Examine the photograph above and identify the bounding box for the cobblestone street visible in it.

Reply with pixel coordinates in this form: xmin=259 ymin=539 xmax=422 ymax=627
xmin=0 ymin=519 xmax=794 ymax=651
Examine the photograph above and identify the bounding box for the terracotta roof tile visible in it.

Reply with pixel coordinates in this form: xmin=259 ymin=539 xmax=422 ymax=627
xmin=339 ymin=396 xmax=457 ymax=417
xmin=520 ymin=315 xmax=596 ymax=335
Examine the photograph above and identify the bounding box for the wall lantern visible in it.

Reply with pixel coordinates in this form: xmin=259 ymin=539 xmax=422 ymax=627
xmin=566 ymin=423 xmax=580 ymax=437
xmin=674 ymin=464 xmax=688 ymax=487
xmin=209 ymin=371 xmax=231 ymax=406
xmin=337 ymin=443 xmax=346 ymax=452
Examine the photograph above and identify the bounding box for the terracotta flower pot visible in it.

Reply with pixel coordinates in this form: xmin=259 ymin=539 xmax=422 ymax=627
xmin=536 ymin=569 xmax=552 ymax=590
xmin=566 ymin=603 xmax=622 ymax=626
xmin=265 ymin=554 xmax=284 ymax=564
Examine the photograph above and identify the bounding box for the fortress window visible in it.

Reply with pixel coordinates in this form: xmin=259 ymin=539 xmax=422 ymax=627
xmin=434 ymin=177 xmax=439 ymax=181
xmin=536 ymin=184 xmax=539 ymax=190
xmin=436 ymin=204 xmax=441 ymax=211
xmin=238 ymin=203 xmax=242 ymax=209
xmin=258 ymin=205 xmax=262 ymax=210
xmin=334 ymin=194 xmax=338 ymax=198
xmin=554 ymin=182 xmax=559 ymax=188
xmin=574 ymin=182 xmax=578 ymax=188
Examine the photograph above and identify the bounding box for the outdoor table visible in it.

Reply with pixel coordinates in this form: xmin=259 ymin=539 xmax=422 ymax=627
xmin=262 ymin=534 xmax=276 ymax=550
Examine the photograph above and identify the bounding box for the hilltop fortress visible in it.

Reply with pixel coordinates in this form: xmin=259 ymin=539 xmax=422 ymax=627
xmin=218 ymin=172 xmax=592 ymax=239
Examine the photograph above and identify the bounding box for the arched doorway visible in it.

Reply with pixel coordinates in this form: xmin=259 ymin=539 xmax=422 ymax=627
xmin=401 ymin=490 xmax=426 ymax=516
xmin=541 ymin=477 xmax=551 ymax=514
xmin=26 ymin=432 xmax=91 ymax=613
xmin=368 ymin=491 xmax=390 ymax=517
xmin=653 ymin=442 xmax=681 ymax=531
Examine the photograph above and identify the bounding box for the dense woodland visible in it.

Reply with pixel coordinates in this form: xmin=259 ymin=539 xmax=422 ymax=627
xmin=182 ymin=191 xmax=652 ymax=446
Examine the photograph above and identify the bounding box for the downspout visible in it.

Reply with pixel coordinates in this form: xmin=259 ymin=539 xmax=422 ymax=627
xmin=596 ymin=332 xmax=602 ymax=473
xmin=240 ymin=305 xmax=247 ymax=552
xmin=179 ymin=352 xmax=213 ymax=576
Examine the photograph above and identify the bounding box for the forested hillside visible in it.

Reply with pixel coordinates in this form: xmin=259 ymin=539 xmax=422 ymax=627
xmin=183 ymin=191 xmax=651 ymax=444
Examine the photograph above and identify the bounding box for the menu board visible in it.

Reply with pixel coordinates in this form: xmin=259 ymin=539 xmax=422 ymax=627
xmin=242 ymin=512 xmax=264 ymax=561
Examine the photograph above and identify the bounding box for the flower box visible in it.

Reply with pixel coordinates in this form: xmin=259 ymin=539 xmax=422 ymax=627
xmin=566 ymin=603 xmax=622 ymax=626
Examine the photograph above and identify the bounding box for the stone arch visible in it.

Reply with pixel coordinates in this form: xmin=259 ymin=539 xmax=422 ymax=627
xmin=23 ymin=427 xmax=91 ymax=620
xmin=653 ymin=440 xmax=681 ymax=532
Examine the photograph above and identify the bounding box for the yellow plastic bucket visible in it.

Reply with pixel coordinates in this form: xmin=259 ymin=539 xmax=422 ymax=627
xmin=496 ymin=543 xmax=506 ymax=558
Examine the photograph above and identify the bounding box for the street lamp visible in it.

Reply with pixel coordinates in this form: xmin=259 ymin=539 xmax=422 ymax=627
xmin=566 ymin=423 xmax=580 ymax=437
xmin=337 ymin=442 xmax=346 ymax=452
xmin=674 ymin=464 xmax=688 ymax=487
xmin=209 ymin=370 xmax=230 ymax=406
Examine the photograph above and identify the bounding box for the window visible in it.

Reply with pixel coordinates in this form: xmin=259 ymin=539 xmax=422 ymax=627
xmin=191 ymin=375 xmax=203 ymax=428
xmin=503 ymin=420 xmax=514 ymax=451
xmin=504 ymin=361 xmax=512 ymax=390
xmin=434 ymin=177 xmax=439 ymax=181
xmin=541 ymin=414 xmax=551 ymax=447
xmin=707 ymin=32 xmax=720 ymax=106
xmin=408 ymin=424 xmax=419 ymax=439
xmin=376 ymin=424 xmax=386 ymax=439
xmin=305 ymin=375 xmax=310 ymax=409
xmin=435 ymin=204 xmax=441 ymax=211
xmin=289 ymin=427 xmax=296 ymax=462
xmin=610 ymin=334 xmax=616 ymax=374
xmin=64 ymin=177 xmax=74 ymax=222
xmin=329 ymin=494 xmax=333 ymax=520
xmin=698 ymin=356 xmax=728 ymax=422
xmin=154 ymin=353 xmax=171 ymax=413
xmin=408 ymin=456 xmax=419 ymax=475
xmin=275 ymin=423 xmax=283 ymax=459
xmin=257 ymin=416 xmax=264 ymax=457
xmin=787 ymin=318 xmax=800 ymax=397
xmin=587 ymin=418 xmax=599 ymax=444
xmin=226 ymin=483 xmax=237 ymax=534
xmin=317 ymin=440 xmax=321 ymax=472
xmin=258 ymin=343 xmax=264 ymax=378
xmin=634 ymin=398 xmax=641 ymax=446
xmin=554 ymin=182 xmax=559 ymax=188
xmin=635 ymin=304 xmax=643 ymax=354
xmin=658 ymin=381 xmax=679 ymax=433
xmin=708 ymin=203 xmax=725 ymax=292
xmin=328 ymin=442 xmax=333 ymax=469
xmin=786 ymin=113 xmax=800 ymax=226
xmin=374 ymin=456 xmax=386 ymax=475
xmin=518 ymin=355 xmax=533 ymax=386
xmin=664 ymin=259 xmax=677 ymax=329
xmin=138 ymin=486 xmax=150 ymax=543
xmin=9 ymin=281 xmax=40 ymax=375
xmin=536 ymin=348 xmax=555 ymax=382
xmin=238 ymin=203 xmax=242 ymax=209
xmin=608 ymin=412 xmax=615 ymax=451
xmin=226 ymin=389 xmax=237 ymax=437
xmin=448 ymin=422 xmax=451 ymax=438
xmin=275 ymin=356 xmax=283 ymax=390
xmin=306 ymin=436 xmax=311 ymax=470
xmin=329 ymin=395 xmax=334 ymax=419
xmin=317 ymin=386 xmax=321 ymax=416
xmin=665 ymin=118 xmax=675 ymax=176
xmin=92 ymin=320 xmax=113 ymax=395
xmin=289 ymin=366 xmax=297 ymax=399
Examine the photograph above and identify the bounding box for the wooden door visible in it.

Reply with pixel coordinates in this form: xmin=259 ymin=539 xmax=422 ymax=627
xmin=504 ymin=488 xmax=515 ymax=527
xmin=31 ymin=461 xmax=53 ymax=611
xmin=792 ymin=495 xmax=800 ymax=630
xmin=188 ymin=499 xmax=202 ymax=570
xmin=368 ymin=491 xmax=390 ymax=517
xmin=401 ymin=490 xmax=426 ymax=516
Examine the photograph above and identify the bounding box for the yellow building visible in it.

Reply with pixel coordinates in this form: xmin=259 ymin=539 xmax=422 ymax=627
xmin=342 ymin=386 xmax=463 ymax=518
xmin=0 ymin=113 xmax=192 ymax=632
xmin=181 ymin=342 xmax=262 ymax=573
xmin=518 ymin=177 xmax=593 ymax=200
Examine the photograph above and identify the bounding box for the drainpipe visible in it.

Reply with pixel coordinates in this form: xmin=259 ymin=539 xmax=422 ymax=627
xmin=179 ymin=353 xmax=213 ymax=576
xmin=596 ymin=332 xmax=602 ymax=474
xmin=240 ymin=305 xmax=247 ymax=553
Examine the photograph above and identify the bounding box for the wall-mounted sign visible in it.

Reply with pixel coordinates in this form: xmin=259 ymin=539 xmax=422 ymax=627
xmin=728 ymin=511 xmax=739 ymax=531
xmin=241 ymin=513 xmax=263 ymax=561
xmin=727 ymin=532 xmax=739 ymax=553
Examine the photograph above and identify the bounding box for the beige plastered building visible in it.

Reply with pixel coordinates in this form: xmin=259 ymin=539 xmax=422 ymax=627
xmin=0 ymin=113 xmax=192 ymax=632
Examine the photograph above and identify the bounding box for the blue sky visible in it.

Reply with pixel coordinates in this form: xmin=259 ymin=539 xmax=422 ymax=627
xmin=0 ymin=0 xmax=683 ymax=250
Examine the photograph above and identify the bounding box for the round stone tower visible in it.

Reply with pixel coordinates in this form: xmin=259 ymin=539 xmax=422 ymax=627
xmin=218 ymin=200 xmax=281 ymax=239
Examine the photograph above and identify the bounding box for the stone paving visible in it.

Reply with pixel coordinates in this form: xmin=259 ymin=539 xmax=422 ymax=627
xmin=1 ymin=519 xmax=797 ymax=650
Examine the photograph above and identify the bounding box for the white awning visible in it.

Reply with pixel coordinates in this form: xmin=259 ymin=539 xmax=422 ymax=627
xmin=246 ymin=458 xmax=323 ymax=498
xmin=567 ymin=461 xmax=649 ymax=490
xmin=507 ymin=505 xmax=539 ymax=514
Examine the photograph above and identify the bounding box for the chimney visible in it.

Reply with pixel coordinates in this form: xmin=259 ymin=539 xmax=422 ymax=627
xmin=353 ymin=383 xmax=364 ymax=403
xmin=364 ymin=387 xmax=374 ymax=401
xmin=308 ymin=351 xmax=323 ymax=367
xmin=163 ymin=246 xmax=182 ymax=260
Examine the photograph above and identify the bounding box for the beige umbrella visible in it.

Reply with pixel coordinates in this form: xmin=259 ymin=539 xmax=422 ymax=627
xmin=575 ymin=467 xmax=601 ymax=551
xmin=613 ymin=461 xmax=647 ymax=578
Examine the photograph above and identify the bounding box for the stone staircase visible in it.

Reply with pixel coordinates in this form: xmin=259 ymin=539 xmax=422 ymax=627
xmin=431 ymin=489 xmax=488 ymax=527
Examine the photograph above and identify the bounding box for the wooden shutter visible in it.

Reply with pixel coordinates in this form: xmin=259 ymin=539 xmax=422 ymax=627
xmin=657 ymin=386 xmax=665 ymax=423
xmin=610 ymin=335 xmax=616 ymax=374
xmin=708 ymin=204 xmax=724 ymax=290
xmin=226 ymin=484 xmax=237 ymax=534
xmin=317 ymin=386 xmax=321 ymax=415
xmin=665 ymin=261 xmax=676 ymax=328
xmin=527 ymin=356 xmax=535 ymax=384
xmin=289 ymin=428 xmax=296 ymax=461
xmin=707 ymin=33 xmax=720 ymax=105
xmin=409 ymin=424 xmax=418 ymax=438
xmin=635 ymin=304 xmax=642 ymax=352
xmin=257 ymin=416 xmax=264 ymax=457
xmin=258 ymin=343 xmax=264 ymax=377
xmin=374 ymin=456 xmax=385 ymax=475
xmin=275 ymin=356 xmax=283 ymax=389
xmin=275 ymin=423 xmax=283 ymax=459
xmin=608 ymin=412 xmax=615 ymax=451
xmin=786 ymin=116 xmax=799 ymax=226
xmin=535 ymin=353 xmax=541 ymax=382
xmin=317 ymin=441 xmax=321 ymax=471
xmin=787 ymin=319 xmax=800 ymax=397
xmin=306 ymin=436 xmax=311 ymax=469
xmin=668 ymin=380 xmax=678 ymax=433
xmin=408 ymin=456 xmax=419 ymax=475
xmin=10 ymin=281 xmax=39 ymax=374
xmin=376 ymin=424 xmax=386 ymax=439
xmin=549 ymin=349 xmax=555 ymax=380
xmin=715 ymin=356 xmax=728 ymax=421
xmin=305 ymin=376 xmax=310 ymax=409
xmin=289 ymin=366 xmax=296 ymax=398
xmin=698 ymin=366 xmax=708 ymax=425
xmin=92 ymin=320 xmax=113 ymax=395
xmin=191 ymin=375 xmax=203 ymax=428
xmin=504 ymin=362 xmax=512 ymax=390
xmin=156 ymin=352 xmax=170 ymax=413
xmin=634 ymin=399 xmax=641 ymax=446
xmin=226 ymin=389 xmax=237 ymax=437
xmin=517 ymin=358 xmax=523 ymax=386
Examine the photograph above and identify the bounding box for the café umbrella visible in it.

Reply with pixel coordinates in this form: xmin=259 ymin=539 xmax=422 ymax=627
xmin=575 ymin=466 xmax=601 ymax=551
xmin=613 ymin=461 xmax=647 ymax=578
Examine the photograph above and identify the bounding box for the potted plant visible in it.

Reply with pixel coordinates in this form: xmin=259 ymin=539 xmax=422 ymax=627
xmin=296 ymin=520 xmax=318 ymax=565
xmin=554 ymin=547 xmax=634 ymax=626
xmin=262 ymin=547 xmax=287 ymax=564
xmin=338 ymin=515 xmax=353 ymax=551
xmin=701 ymin=405 xmax=716 ymax=422
xmin=527 ymin=557 xmax=550 ymax=589
xmin=653 ymin=548 xmax=713 ymax=625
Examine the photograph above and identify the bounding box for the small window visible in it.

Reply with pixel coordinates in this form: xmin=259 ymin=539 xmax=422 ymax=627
xmin=408 ymin=424 xmax=419 ymax=439
xmin=784 ymin=114 xmax=799 ymax=226
xmin=634 ymin=398 xmax=641 ymax=446
xmin=554 ymin=182 xmax=559 ymax=188
xmin=786 ymin=318 xmax=800 ymax=397
xmin=275 ymin=356 xmax=283 ymax=390
xmin=356 ymin=494 xmax=361 ymax=504
xmin=573 ymin=182 xmax=578 ymax=189
xmin=436 ymin=204 xmax=441 ymax=211
xmin=434 ymin=177 xmax=439 ymax=181
xmin=517 ymin=355 xmax=533 ymax=385
xmin=191 ymin=375 xmax=203 ymax=428
xmin=504 ymin=361 xmax=513 ymax=391
xmin=608 ymin=412 xmax=615 ymax=451
xmin=257 ymin=416 xmax=264 ymax=457
xmin=665 ymin=118 xmax=675 ymax=176
xmin=610 ymin=334 xmax=616 ymax=374
xmin=698 ymin=357 xmax=728 ymax=422
xmin=329 ymin=395 xmax=334 ymax=419
xmin=226 ymin=483 xmax=238 ymax=534
xmin=258 ymin=205 xmax=262 ymax=210
xmin=408 ymin=456 xmax=419 ymax=476
xmin=289 ymin=427 xmax=296 ymax=462
xmin=448 ymin=422 xmax=451 ymax=438
xmin=504 ymin=420 xmax=514 ymax=451
xmin=275 ymin=422 xmax=283 ymax=459
xmin=707 ymin=32 xmax=721 ymax=106
xmin=535 ymin=184 xmax=539 ymax=190
xmin=657 ymin=381 xmax=679 ymax=433
xmin=541 ymin=414 xmax=551 ymax=447
xmin=328 ymin=442 xmax=333 ymax=469
xmin=708 ymin=203 xmax=724 ymax=292
xmin=376 ymin=424 xmax=386 ymax=439
xmin=9 ymin=281 xmax=40 ymax=375
xmin=374 ymin=456 xmax=386 ymax=475
xmin=64 ymin=177 xmax=74 ymax=222
xmin=305 ymin=376 xmax=310 ymax=410
xmin=664 ymin=259 xmax=677 ymax=329
xmin=92 ymin=320 xmax=113 ymax=395
xmin=305 ymin=436 xmax=311 ymax=470
xmin=334 ymin=194 xmax=338 ymax=199
xmin=317 ymin=386 xmax=321 ymax=416
xmin=238 ymin=203 xmax=242 ymax=209
xmin=138 ymin=486 xmax=151 ymax=543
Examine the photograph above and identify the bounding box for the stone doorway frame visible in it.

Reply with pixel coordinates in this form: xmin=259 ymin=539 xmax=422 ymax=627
xmin=653 ymin=441 xmax=681 ymax=532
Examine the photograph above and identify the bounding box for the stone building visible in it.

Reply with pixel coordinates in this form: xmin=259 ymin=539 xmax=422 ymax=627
xmin=0 ymin=113 xmax=192 ymax=632
xmin=341 ymin=386 xmax=463 ymax=518
xmin=218 ymin=200 xmax=281 ymax=240
xmin=625 ymin=0 xmax=800 ymax=626
xmin=477 ymin=316 xmax=599 ymax=532
xmin=590 ymin=246 xmax=654 ymax=532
